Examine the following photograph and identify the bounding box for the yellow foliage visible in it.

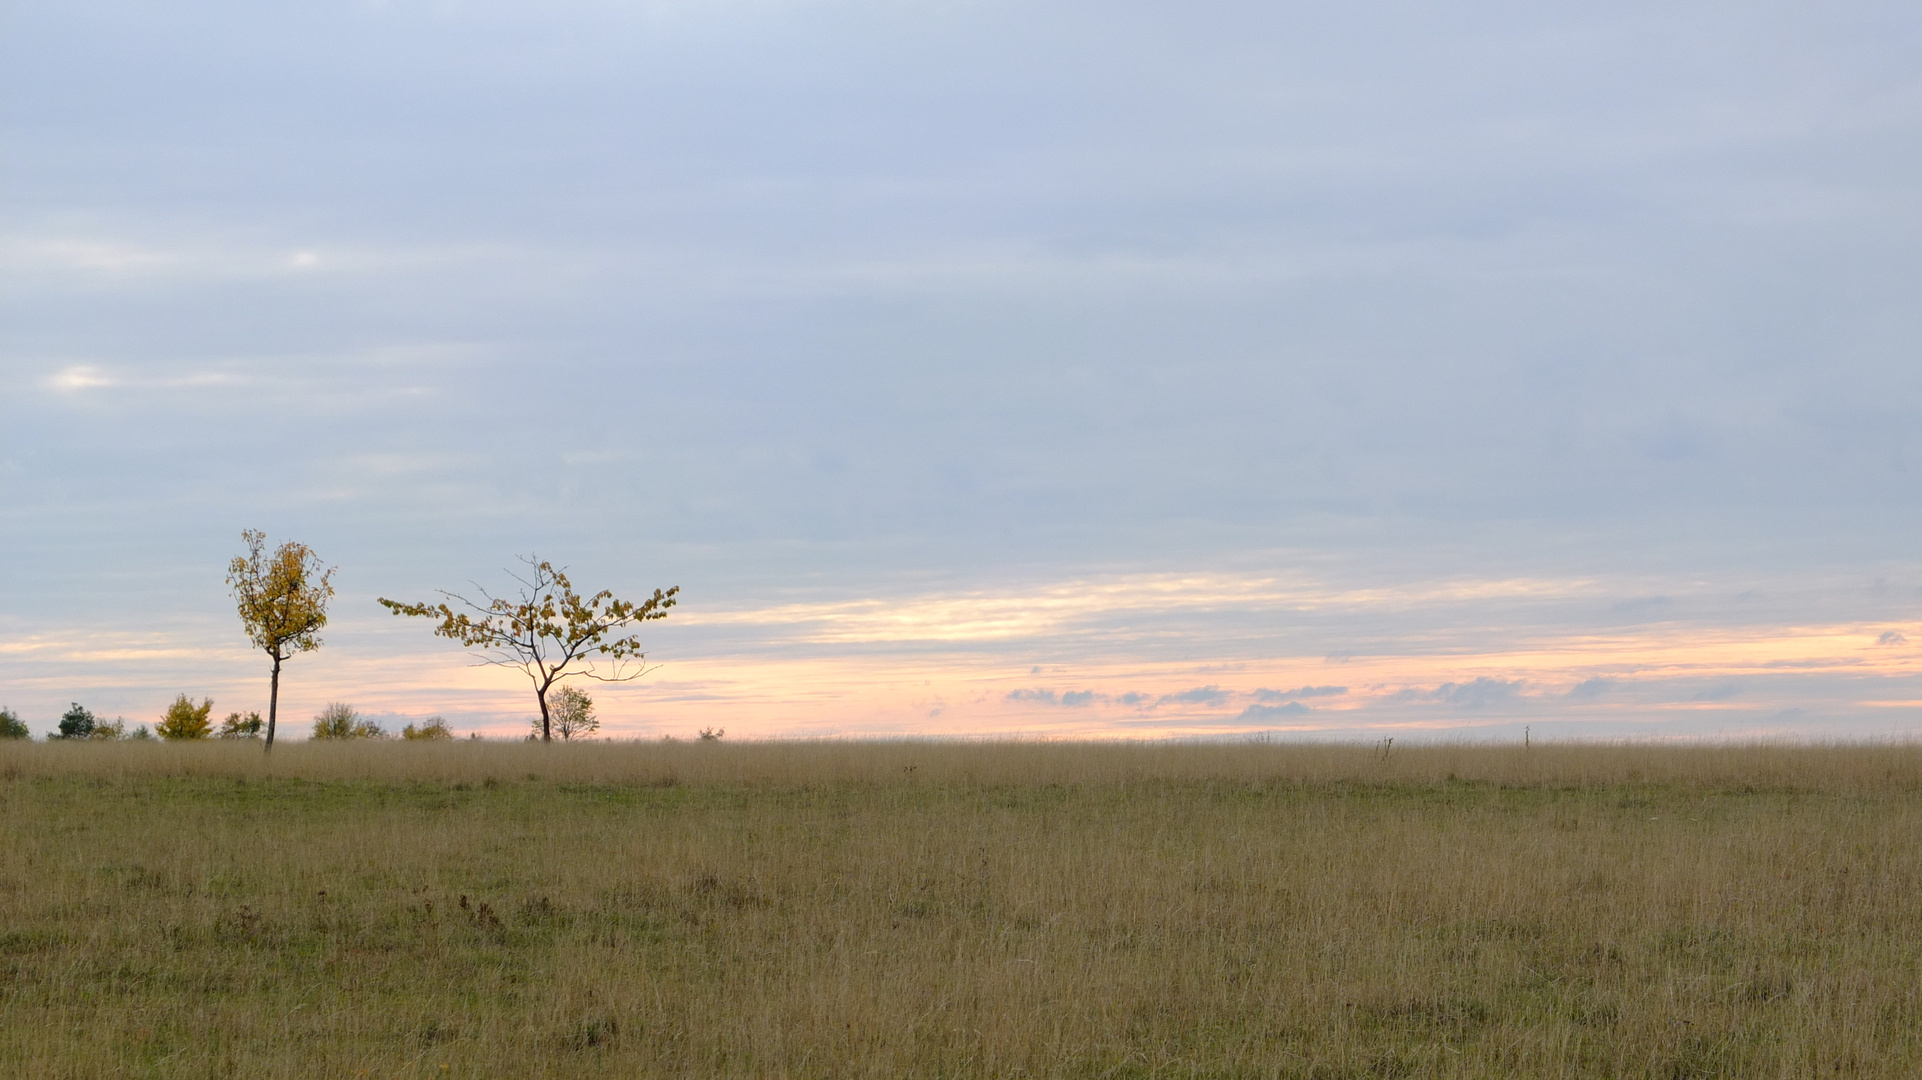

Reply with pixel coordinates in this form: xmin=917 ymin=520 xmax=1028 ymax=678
xmin=227 ymin=530 xmax=334 ymax=660
xmin=227 ymin=529 xmax=335 ymax=748
xmin=378 ymin=556 xmax=674 ymax=742
xmin=155 ymin=695 xmax=214 ymax=741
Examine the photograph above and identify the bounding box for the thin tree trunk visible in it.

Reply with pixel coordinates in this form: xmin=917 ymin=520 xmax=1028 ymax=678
xmin=537 ymin=684 xmax=552 ymax=743
xmin=266 ymin=653 xmax=283 ymax=751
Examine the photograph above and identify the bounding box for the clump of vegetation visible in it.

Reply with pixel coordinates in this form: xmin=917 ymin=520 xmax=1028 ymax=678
xmin=55 ymin=703 xmax=96 ymax=740
xmin=217 ymin=711 xmax=264 ymax=739
xmin=401 ymin=717 xmax=455 ymax=740
xmin=540 ymin=686 xmax=597 ymax=741
xmin=52 ymin=703 xmax=131 ymax=740
xmin=699 ymin=727 xmax=724 ymax=741
xmin=155 ymin=695 xmax=215 ymax=740
xmin=0 ymin=707 xmax=28 ymax=740
xmin=310 ymin=703 xmax=386 ymax=740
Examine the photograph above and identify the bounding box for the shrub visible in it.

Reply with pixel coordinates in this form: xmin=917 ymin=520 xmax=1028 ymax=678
xmin=401 ymin=717 xmax=454 ymax=740
xmin=0 ymin=708 xmax=28 ymax=740
xmin=310 ymin=703 xmax=386 ymax=740
xmin=217 ymin=711 xmax=264 ymax=739
xmin=156 ymin=695 xmax=215 ymax=740
xmin=56 ymin=703 xmax=95 ymax=740
xmin=47 ymin=706 xmax=135 ymax=740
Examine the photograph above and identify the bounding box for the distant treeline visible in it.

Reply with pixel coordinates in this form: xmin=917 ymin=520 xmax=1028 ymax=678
xmin=0 ymin=700 xmax=456 ymax=742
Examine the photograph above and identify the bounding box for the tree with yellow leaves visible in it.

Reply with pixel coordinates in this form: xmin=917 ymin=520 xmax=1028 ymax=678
xmin=227 ymin=530 xmax=335 ymax=750
xmin=379 ymin=556 xmax=675 ymax=742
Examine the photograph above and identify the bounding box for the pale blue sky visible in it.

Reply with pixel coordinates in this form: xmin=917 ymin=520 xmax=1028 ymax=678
xmin=4 ymin=1 xmax=1922 ymax=738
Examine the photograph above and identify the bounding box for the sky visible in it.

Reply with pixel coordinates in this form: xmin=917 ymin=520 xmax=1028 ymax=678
xmin=4 ymin=0 xmax=1922 ymax=740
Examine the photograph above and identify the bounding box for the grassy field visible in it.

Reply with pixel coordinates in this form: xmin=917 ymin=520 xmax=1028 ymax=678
xmin=4 ymin=740 xmax=1922 ymax=1078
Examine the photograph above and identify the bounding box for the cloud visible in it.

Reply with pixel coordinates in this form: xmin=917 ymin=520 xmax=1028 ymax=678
xmin=1878 ymin=631 xmax=1909 ymax=646
xmin=1568 ymin=677 xmax=1615 ymax=700
xmin=44 ymin=365 xmax=119 ymax=391
xmin=1691 ymin=684 xmax=1743 ymax=702
xmin=1158 ymin=686 xmax=1230 ymax=707
xmin=676 ymin=572 xmax=1607 ymax=648
xmin=1116 ymin=692 xmax=1150 ymax=706
xmin=1004 ymin=688 xmax=1095 ymax=707
xmin=1239 ymin=701 xmax=1310 ymax=721
xmin=1254 ymin=685 xmax=1347 ymax=702
xmin=1429 ymin=677 xmax=1524 ymax=708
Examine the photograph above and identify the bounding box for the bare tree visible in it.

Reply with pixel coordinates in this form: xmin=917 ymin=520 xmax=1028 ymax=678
xmin=228 ymin=530 xmax=335 ymax=750
xmin=379 ymin=556 xmax=677 ymax=742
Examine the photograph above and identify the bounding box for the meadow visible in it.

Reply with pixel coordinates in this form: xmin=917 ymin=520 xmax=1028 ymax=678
xmin=3 ymin=739 xmax=1921 ymax=1078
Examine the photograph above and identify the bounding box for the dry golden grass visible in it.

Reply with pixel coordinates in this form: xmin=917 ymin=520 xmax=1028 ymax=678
xmin=3 ymin=740 xmax=1921 ymax=1078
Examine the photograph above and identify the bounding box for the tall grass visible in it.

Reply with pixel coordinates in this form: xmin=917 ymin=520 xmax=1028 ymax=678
xmin=4 ymin=741 xmax=1921 ymax=1077
xmin=6 ymin=737 xmax=1922 ymax=789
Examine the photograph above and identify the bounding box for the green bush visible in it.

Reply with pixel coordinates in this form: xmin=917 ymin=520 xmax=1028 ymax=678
xmin=545 ymin=686 xmax=598 ymax=741
xmin=0 ymin=708 xmax=29 ymax=740
xmin=52 ymin=705 xmax=136 ymax=740
xmin=310 ymin=703 xmax=386 ymax=740
xmin=55 ymin=703 xmax=95 ymax=740
xmin=217 ymin=711 xmax=263 ymax=739
xmin=401 ymin=717 xmax=454 ymax=740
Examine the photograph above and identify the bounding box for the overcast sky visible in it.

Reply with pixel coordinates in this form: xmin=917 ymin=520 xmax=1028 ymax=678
xmin=4 ymin=0 xmax=1922 ymax=739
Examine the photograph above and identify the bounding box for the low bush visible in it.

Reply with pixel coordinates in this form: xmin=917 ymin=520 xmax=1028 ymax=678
xmin=310 ymin=703 xmax=386 ymax=740
xmin=55 ymin=703 xmax=95 ymax=740
xmin=217 ymin=711 xmax=264 ymax=739
xmin=156 ymin=695 xmax=215 ymax=741
xmin=402 ymin=717 xmax=454 ymax=740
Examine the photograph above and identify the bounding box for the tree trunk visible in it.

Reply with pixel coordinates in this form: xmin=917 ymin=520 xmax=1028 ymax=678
xmin=537 ymin=685 xmax=552 ymax=743
xmin=265 ymin=653 xmax=283 ymax=751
